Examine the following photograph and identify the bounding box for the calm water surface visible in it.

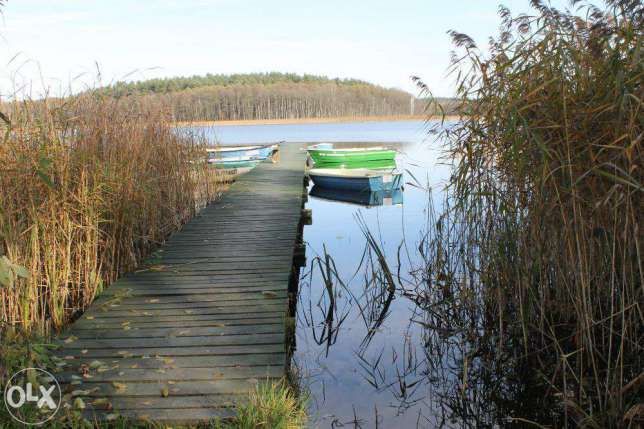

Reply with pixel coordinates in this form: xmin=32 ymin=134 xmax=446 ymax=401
xmin=183 ymin=120 xmax=430 ymax=146
xmin=192 ymin=120 xmax=463 ymax=428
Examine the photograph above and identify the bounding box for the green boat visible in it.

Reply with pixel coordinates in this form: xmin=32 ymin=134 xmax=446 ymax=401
xmin=307 ymin=144 xmax=397 ymax=167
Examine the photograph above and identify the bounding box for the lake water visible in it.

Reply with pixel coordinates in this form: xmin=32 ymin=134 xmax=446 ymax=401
xmin=182 ymin=120 xmax=434 ymax=146
xmin=189 ymin=120 xmax=480 ymax=427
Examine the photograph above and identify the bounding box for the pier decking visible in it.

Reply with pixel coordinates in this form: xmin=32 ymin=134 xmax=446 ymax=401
xmin=53 ymin=143 xmax=307 ymax=422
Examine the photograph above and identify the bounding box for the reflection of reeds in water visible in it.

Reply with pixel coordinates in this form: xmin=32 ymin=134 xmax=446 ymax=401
xmin=300 ymin=245 xmax=352 ymax=357
xmin=356 ymin=335 xmax=425 ymax=415
xmin=355 ymin=214 xmax=396 ymax=350
xmin=303 ymin=213 xmax=400 ymax=352
xmin=301 ymin=221 xmax=429 ymax=418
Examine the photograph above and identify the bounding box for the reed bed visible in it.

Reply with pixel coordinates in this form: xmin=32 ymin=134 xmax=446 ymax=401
xmin=412 ymin=0 xmax=642 ymax=425
xmin=0 ymin=93 xmax=222 ymax=334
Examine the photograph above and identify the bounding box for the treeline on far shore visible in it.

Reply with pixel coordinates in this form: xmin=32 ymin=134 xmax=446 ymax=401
xmin=101 ymin=72 xmax=457 ymax=122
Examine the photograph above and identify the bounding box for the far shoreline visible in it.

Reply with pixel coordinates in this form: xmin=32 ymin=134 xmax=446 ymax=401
xmin=174 ymin=114 xmax=459 ymax=127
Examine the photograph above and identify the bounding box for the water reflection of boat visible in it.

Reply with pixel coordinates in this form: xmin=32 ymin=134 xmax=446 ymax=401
xmin=309 ymin=185 xmax=403 ymax=207
xmin=308 ymin=168 xmax=403 ymax=192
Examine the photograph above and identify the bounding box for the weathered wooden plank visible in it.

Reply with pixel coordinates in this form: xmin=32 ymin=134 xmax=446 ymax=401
xmin=56 ymin=354 xmax=286 ymax=369
xmin=99 ymin=284 xmax=286 ymax=297
xmin=110 ymin=280 xmax=290 ymax=290
xmin=176 ymin=225 xmax=300 ymax=233
xmin=166 ymin=235 xmax=295 ymax=241
xmin=55 ymin=333 xmax=285 ymax=350
xmin=148 ymin=260 xmax=292 ymax=269
xmin=58 ymin=365 xmax=283 ymax=383
xmin=64 ymin=379 xmax=274 ymax=397
xmin=61 ymin=366 xmax=282 ymax=384
xmin=86 ymin=303 xmax=287 ymax=317
xmin=84 ymin=304 xmax=287 ymax=318
xmin=93 ymin=290 xmax=288 ymax=305
xmin=72 ymin=317 xmax=286 ymax=331
xmin=153 ymin=254 xmax=294 ymax=263
xmin=157 ymin=247 xmax=295 ymax=255
xmin=130 ymin=266 xmax=294 ymax=275
xmin=112 ymin=274 xmax=289 ymax=283
xmin=55 ymin=344 xmax=286 ymax=359
xmin=81 ymin=395 xmax=244 ymax=411
xmin=127 ymin=268 xmax=292 ymax=276
xmin=73 ymin=315 xmax=286 ymax=329
xmin=93 ymin=298 xmax=287 ymax=310
xmin=178 ymin=222 xmax=301 ymax=230
xmin=162 ymin=238 xmax=297 ymax=245
xmin=164 ymin=235 xmax=297 ymax=243
xmin=69 ymin=324 xmax=284 ymax=339
xmin=82 ymin=407 xmax=236 ymax=422
xmin=169 ymin=228 xmax=299 ymax=234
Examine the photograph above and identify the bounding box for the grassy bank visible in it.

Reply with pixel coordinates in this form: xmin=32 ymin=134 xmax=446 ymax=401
xmin=412 ymin=1 xmax=642 ymax=426
xmin=0 ymin=94 xmax=222 ymax=334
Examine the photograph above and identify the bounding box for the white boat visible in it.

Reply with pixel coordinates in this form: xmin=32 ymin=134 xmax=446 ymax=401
xmin=206 ymin=144 xmax=278 ymax=161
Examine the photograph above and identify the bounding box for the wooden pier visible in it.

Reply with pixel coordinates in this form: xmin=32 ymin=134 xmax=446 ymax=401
xmin=53 ymin=143 xmax=307 ymax=422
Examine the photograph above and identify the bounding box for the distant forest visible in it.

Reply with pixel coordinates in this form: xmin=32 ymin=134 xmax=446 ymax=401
xmin=104 ymin=73 xmax=455 ymax=121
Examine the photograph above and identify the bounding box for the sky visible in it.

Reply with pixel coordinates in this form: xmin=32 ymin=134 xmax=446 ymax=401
xmin=0 ymin=0 xmax=578 ymax=98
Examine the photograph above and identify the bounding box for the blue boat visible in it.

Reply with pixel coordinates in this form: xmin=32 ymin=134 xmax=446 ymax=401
xmin=208 ymin=156 xmax=262 ymax=169
xmin=307 ymin=168 xmax=403 ymax=192
xmin=206 ymin=144 xmax=277 ymax=162
xmin=309 ymin=186 xmax=403 ymax=207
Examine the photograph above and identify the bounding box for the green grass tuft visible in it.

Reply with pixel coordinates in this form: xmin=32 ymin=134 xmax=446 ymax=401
xmin=222 ymin=379 xmax=307 ymax=429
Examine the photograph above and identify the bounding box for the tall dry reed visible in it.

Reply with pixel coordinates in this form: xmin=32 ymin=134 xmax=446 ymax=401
xmin=415 ymin=0 xmax=641 ymax=426
xmin=0 ymin=93 xmax=222 ymax=333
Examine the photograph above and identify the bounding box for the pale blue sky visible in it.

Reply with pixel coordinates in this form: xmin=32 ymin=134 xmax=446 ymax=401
xmin=0 ymin=0 xmax=576 ymax=98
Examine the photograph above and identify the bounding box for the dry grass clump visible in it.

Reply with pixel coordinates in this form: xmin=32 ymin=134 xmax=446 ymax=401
xmin=0 ymin=93 xmax=222 ymax=333
xmin=417 ymin=0 xmax=641 ymax=426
